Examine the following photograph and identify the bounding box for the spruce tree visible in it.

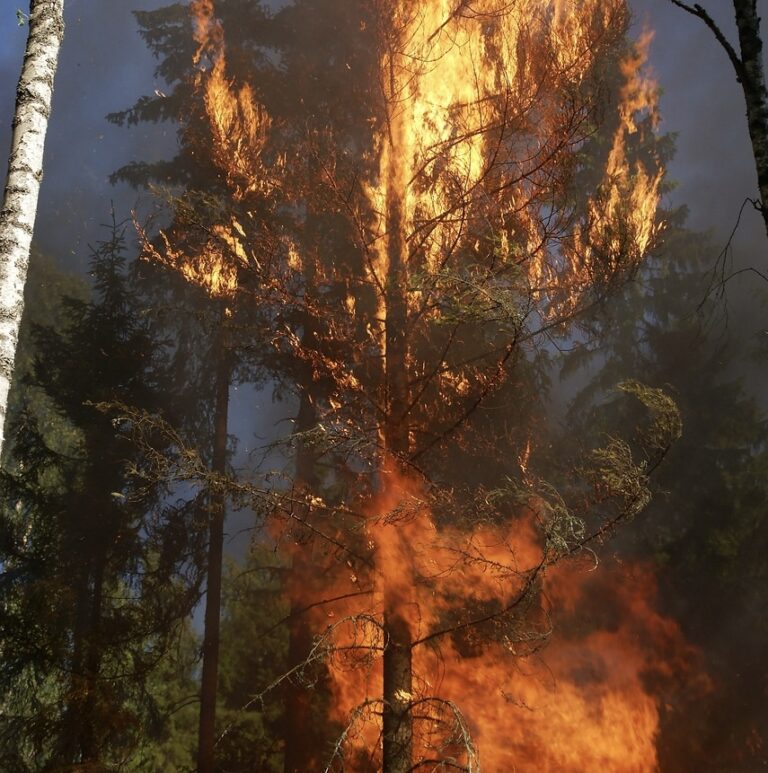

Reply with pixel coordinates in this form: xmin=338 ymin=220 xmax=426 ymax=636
xmin=0 ymin=218 xmax=206 ymax=770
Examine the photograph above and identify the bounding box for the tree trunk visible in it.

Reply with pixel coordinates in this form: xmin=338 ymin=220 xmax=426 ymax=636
xmin=382 ymin=610 xmax=413 ymax=773
xmin=58 ymin=550 xmax=104 ymax=767
xmin=0 ymin=0 xmax=64 ymax=455
xmin=284 ymin=156 xmax=325 ymax=770
xmin=283 ymin=571 xmax=316 ymax=773
xmin=383 ymin=190 xmax=409 ymax=458
xmin=197 ymin=309 xmax=231 ymax=773
xmin=381 ymin=56 xmax=414 ymax=772
xmin=79 ymin=557 xmax=105 ymax=764
xmin=283 ymin=375 xmax=320 ymax=773
xmin=732 ymin=0 xmax=768 ymax=241
xmin=59 ymin=568 xmax=90 ymax=766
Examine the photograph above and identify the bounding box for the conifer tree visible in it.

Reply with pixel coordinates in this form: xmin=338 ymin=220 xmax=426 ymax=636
xmin=560 ymin=223 xmax=768 ymax=768
xmin=0 ymin=219 xmax=206 ymax=770
xmin=109 ymin=2 xmax=675 ymax=769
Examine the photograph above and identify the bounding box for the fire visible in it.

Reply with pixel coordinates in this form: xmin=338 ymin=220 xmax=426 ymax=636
xmin=203 ymin=66 xmax=271 ymax=202
xmin=366 ymin=0 xmax=663 ymax=331
xmin=566 ymin=31 xmax=663 ymax=306
xmin=318 ymin=470 xmax=703 ymax=772
xmin=142 ymin=1 xmax=680 ymax=769
xmin=137 ymin=0 xmax=272 ymax=298
xmin=136 ymin=218 xmax=251 ymax=297
xmin=327 ymin=7 xmax=671 ymax=760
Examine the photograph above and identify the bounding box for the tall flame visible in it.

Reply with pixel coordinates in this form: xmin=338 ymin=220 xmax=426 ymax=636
xmin=288 ymin=3 xmax=675 ymax=767
xmin=366 ymin=0 xmax=662 ymax=327
xmin=564 ymin=30 xmax=664 ymax=309
xmin=146 ymin=2 xmax=682 ymax=769
xmin=315 ymin=470 xmax=705 ymax=772
xmin=138 ymin=0 xmax=271 ymax=298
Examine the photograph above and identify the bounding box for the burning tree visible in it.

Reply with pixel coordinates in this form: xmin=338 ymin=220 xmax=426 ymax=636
xmin=112 ymin=0 xmax=683 ymax=769
xmin=277 ymin=3 xmax=668 ymax=769
xmin=131 ymin=1 xmax=283 ymax=769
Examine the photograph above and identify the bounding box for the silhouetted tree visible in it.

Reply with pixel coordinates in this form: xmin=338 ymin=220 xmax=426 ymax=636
xmin=0 ymin=219 xmax=206 ymax=770
xmin=669 ymin=1 xmax=768 ymax=247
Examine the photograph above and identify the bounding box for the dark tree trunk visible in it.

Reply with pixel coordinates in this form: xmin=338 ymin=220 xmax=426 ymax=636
xmin=382 ymin=610 xmax=414 ymax=773
xmin=384 ymin=189 xmax=409 ymax=458
xmin=283 ymin=584 xmax=316 ymax=772
xmin=59 ymin=529 xmax=106 ymax=768
xmin=197 ymin=309 xmax=231 ymax=773
xmin=79 ymin=558 xmax=105 ymax=764
xmin=670 ymin=0 xmax=768 ymax=242
xmin=732 ymin=0 xmax=768 ymax=241
xmin=59 ymin=572 xmax=90 ymax=766
xmin=381 ymin=83 xmax=413 ymax=773
xmin=284 ymin=168 xmax=325 ymax=770
xmin=283 ymin=388 xmax=320 ymax=773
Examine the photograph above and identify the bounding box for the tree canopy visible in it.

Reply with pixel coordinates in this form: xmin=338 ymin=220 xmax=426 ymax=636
xmin=1 ymin=1 xmax=766 ymax=770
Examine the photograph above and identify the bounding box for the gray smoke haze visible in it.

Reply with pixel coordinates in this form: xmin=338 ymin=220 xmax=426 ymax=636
xmin=632 ymin=1 xmax=767 ymax=294
xmin=2 ymin=3 xmax=766 ymax=478
xmin=631 ymin=0 xmax=768 ymax=405
xmin=0 ymin=0 xmax=288 ymax=548
xmin=2 ymin=0 xmax=766 ymax=534
xmin=633 ymin=1 xmax=764 ymax=234
xmin=1 ymin=0 xmax=172 ymax=270
xmin=2 ymin=1 xmax=765 ymax=279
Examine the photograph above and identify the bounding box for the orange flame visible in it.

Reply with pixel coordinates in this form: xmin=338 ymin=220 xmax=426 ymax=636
xmin=139 ymin=0 xmax=271 ymax=298
xmin=312 ymin=469 xmax=705 ymax=771
xmin=192 ymin=0 xmax=274 ymax=203
xmin=366 ymin=0 xmax=662 ymax=331
xmin=562 ymin=30 xmax=664 ymax=309
xmin=136 ymin=217 xmax=252 ymax=297
xmin=154 ymin=3 xmax=677 ymax=768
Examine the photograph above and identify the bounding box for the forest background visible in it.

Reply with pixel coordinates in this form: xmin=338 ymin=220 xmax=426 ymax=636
xmin=0 ymin=1 xmax=767 ymax=771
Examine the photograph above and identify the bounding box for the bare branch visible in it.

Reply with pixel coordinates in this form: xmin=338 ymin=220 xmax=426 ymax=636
xmin=668 ymin=1 xmax=747 ymax=81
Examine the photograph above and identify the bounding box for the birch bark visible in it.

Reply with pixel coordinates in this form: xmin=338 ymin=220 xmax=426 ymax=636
xmin=0 ymin=0 xmax=64 ymax=453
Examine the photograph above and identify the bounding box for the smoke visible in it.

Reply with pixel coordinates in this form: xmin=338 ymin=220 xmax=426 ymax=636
xmin=631 ymin=0 xmax=768 ymax=351
xmin=2 ymin=0 xmax=766 ymax=768
xmin=0 ymin=0 xmax=175 ymax=271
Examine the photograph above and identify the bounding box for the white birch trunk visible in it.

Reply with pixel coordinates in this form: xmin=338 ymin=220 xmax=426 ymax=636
xmin=0 ymin=0 xmax=64 ymax=455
